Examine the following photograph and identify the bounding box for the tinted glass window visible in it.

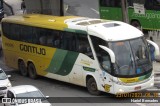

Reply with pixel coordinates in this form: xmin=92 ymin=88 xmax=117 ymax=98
xmin=61 ymin=32 xmax=76 ymax=51
xmin=77 ymin=34 xmax=93 ymax=59
xmin=2 ymin=23 xmax=11 ymax=38
xmin=20 ymin=25 xmax=33 ymax=43
xmin=2 ymin=22 xmax=93 ymax=58
xmin=100 ymin=0 xmax=121 ymax=7
xmin=10 ymin=24 xmax=20 ymax=40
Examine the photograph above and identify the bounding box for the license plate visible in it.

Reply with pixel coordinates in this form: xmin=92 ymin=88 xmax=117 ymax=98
xmin=134 ymin=86 xmax=141 ymax=90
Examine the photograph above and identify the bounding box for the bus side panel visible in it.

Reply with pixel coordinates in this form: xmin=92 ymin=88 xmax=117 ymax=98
xmin=2 ymin=36 xmax=19 ymax=69
xmin=100 ymin=7 xmax=122 ymax=21
xmin=46 ymin=49 xmax=79 ymax=76
xmin=128 ymin=9 xmax=155 ymax=30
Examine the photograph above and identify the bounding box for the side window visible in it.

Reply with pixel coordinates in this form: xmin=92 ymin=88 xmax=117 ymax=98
xmin=20 ymin=25 xmax=33 ymax=43
xmin=100 ymin=0 xmax=121 ymax=7
xmin=100 ymin=0 xmax=110 ymax=6
xmin=153 ymin=0 xmax=160 ymax=10
xmin=144 ymin=0 xmax=155 ymax=10
xmin=45 ymin=30 xmax=55 ymax=47
xmin=61 ymin=32 xmax=76 ymax=51
xmin=51 ymin=31 xmax=62 ymax=48
xmin=2 ymin=23 xmax=20 ymax=40
xmin=10 ymin=24 xmax=20 ymax=40
xmin=77 ymin=34 xmax=93 ymax=59
xmin=90 ymin=36 xmax=111 ymax=73
xmin=2 ymin=22 xmax=11 ymax=38
xmin=32 ymin=27 xmax=40 ymax=44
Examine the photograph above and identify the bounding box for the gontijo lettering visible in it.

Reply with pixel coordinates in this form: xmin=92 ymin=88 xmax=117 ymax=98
xmin=20 ymin=44 xmax=46 ymax=55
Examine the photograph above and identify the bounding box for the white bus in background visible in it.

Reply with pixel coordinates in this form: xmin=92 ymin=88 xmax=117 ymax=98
xmin=3 ymin=0 xmax=24 ymax=16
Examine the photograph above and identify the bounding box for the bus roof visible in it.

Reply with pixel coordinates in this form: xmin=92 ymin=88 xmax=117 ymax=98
xmin=2 ymin=14 xmax=143 ymax=41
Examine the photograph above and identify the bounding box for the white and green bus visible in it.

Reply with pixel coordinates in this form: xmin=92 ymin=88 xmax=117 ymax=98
xmin=1 ymin=14 xmax=159 ymax=95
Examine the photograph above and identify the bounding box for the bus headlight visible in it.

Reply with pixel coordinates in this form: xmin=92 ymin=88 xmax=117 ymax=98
xmin=150 ymin=83 xmax=154 ymax=87
xmin=119 ymin=89 xmax=124 ymax=93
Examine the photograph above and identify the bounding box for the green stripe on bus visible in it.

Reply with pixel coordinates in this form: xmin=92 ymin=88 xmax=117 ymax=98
xmin=47 ymin=49 xmax=79 ymax=76
xmin=138 ymin=72 xmax=152 ymax=81
xmin=64 ymin=28 xmax=87 ymax=34
xmin=56 ymin=51 xmax=79 ymax=75
xmin=47 ymin=49 xmax=67 ymax=73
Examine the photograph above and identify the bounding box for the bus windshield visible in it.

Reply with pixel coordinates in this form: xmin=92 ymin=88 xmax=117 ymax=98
xmin=109 ymin=37 xmax=152 ymax=77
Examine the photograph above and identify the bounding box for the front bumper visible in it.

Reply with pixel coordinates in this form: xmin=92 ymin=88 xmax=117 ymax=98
xmin=114 ymin=76 xmax=154 ymax=94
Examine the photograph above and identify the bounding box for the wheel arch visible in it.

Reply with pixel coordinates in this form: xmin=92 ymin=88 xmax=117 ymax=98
xmin=18 ymin=58 xmax=26 ymax=67
xmin=130 ymin=19 xmax=141 ymax=26
xmin=85 ymin=74 xmax=99 ymax=89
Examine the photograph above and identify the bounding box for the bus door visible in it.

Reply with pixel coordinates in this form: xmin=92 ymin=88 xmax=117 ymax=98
xmin=100 ymin=0 xmax=122 ymax=21
xmin=90 ymin=35 xmax=114 ymax=93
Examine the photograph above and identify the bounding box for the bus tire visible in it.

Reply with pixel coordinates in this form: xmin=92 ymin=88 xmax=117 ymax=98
xmin=131 ymin=21 xmax=141 ymax=30
xmin=28 ymin=62 xmax=37 ymax=79
xmin=18 ymin=60 xmax=28 ymax=76
xmin=86 ymin=77 xmax=101 ymax=95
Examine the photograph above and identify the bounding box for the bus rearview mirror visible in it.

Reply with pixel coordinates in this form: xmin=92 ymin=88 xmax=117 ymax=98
xmin=147 ymin=40 xmax=160 ymax=56
xmin=99 ymin=45 xmax=115 ymax=63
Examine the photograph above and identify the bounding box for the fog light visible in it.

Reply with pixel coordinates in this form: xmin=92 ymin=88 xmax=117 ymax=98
xmin=119 ymin=89 xmax=124 ymax=93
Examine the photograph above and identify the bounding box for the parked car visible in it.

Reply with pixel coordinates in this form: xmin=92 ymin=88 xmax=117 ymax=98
xmin=0 ymin=68 xmax=12 ymax=97
xmin=4 ymin=85 xmax=52 ymax=106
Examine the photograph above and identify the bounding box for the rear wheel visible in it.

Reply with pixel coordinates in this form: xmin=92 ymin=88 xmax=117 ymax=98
xmin=131 ymin=21 xmax=141 ymax=30
xmin=28 ymin=62 xmax=37 ymax=79
xmin=18 ymin=60 xmax=28 ymax=76
xmin=86 ymin=77 xmax=101 ymax=95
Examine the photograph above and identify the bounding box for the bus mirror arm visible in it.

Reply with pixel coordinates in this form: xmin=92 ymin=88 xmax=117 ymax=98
xmin=147 ymin=40 xmax=160 ymax=56
xmin=99 ymin=45 xmax=115 ymax=63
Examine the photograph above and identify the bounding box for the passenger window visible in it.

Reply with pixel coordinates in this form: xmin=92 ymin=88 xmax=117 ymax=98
xmin=52 ymin=31 xmax=61 ymax=48
xmin=21 ymin=26 xmax=33 ymax=43
xmin=10 ymin=24 xmax=20 ymax=40
xmin=61 ymin=32 xmax=76 ymax=51
xmin=2 ymin=23 xmax=11 ymax=38
xmin=77 ymin=34 xmax=94 ymax=59
xmin=100 ymin=0 xmax=121 ymax=7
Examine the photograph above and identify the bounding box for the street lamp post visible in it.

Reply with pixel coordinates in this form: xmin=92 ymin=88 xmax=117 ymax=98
xmin=121 ymin=0 xmax=129 ymax=23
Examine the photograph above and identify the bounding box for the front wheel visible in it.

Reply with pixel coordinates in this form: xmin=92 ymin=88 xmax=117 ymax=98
xmin=28 ymin=63 xmax=37 ymax=79
xmin=86 ymin=77 xmax=101 ymax=95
